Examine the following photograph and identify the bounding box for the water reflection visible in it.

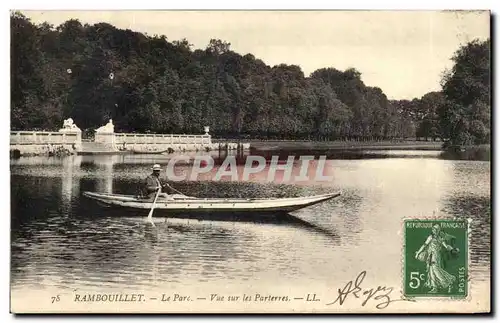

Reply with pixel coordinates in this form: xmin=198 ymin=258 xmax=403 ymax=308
xmin=442 ymin=195 xmax=490 ymax=276
xmin=10 ymin=151 xmax=490 ymax=293
xmin=61 ymin=155 xmax=82 ymax=215
xmin=440 ymin=160 xmax=491 ymax=278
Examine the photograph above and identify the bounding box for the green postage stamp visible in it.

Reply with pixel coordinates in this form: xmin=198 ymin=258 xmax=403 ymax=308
xmin=403 ymin=219 xmax=469 ymax=299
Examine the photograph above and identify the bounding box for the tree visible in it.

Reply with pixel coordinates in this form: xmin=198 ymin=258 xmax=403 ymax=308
xmin=439 ymin=39 xmax=490 ymax=146
xmin=415 ymin=92 xmax=445 ymax=141
xmin=206 ymin=39 xmax=231 ymax=55
xmin=10 ymin=12 xmax=54 ymax=130
xmin=15 ymin=12 xmax=480 ymax=143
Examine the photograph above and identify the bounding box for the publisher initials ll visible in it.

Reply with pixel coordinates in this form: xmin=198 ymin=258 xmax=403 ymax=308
xmin=306 ymin=293 xmax=320 ymax=302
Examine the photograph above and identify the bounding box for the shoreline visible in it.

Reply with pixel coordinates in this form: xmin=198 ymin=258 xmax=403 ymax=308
xmin=247 ymin=140 xmax=445 ymax=151
xmin=9 ymin=140 xmax=490 ymax=159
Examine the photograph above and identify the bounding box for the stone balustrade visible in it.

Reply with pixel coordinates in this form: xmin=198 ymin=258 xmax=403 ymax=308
xmin=10 ymin=131 xmax=81 ymax=145
xmin=111 ymin=132 xmax=214 ymax=153
xmin=113 ymin=133 xmax=212 ymax=145
xmin=10 ymin=131 xmax=82 ymax=157
xmin=11 ymin=119 xmax=249 ymax=156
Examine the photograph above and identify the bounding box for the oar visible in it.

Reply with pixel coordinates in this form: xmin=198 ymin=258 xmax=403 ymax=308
xmin=147 ymin=187 xmax=161 ymax=227
xmin=164 ymin=183 xmax=188 ymax=197
xmin=170 ymin=186 xmax=185 ymax=195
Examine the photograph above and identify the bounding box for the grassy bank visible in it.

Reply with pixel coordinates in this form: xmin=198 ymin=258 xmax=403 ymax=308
xmin=247 ymin=140 xmax=444 ymax=151
xmin=244 ymin=140 xmax=490 ymax=161
xmin=440 ymin=144 xmax=490 ymax=161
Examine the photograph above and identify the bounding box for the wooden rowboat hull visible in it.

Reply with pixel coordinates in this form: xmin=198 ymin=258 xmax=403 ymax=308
xmin=82 ymin=191 xmax=341 ymax=219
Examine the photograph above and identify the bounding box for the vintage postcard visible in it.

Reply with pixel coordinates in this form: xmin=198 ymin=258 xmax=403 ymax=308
xmin=9 ymin=10 xmax=491 ymax=314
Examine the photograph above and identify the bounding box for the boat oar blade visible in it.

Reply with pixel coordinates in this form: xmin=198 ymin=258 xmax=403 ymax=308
xmin=147 ymin=208 xmax=155 ymax=221
xmin=147 ymin=188 xmax=161 ymax=227
xmin=147 ymin=211 xmax=156 ymax=227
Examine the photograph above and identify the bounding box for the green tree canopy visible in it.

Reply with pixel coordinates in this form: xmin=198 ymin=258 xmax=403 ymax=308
xmin=439 ymin=39 xmax=490 ymax=145
xmin=11 ymin=12 xmax=488 ymax=144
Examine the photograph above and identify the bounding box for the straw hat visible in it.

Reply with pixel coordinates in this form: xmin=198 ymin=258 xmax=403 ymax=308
xmin=152 ymin=164 xmax=162 ymax=171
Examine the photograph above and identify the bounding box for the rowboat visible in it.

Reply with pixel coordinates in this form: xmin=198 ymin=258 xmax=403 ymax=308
xmin=82 ymin=191 xmax=341 ymax=220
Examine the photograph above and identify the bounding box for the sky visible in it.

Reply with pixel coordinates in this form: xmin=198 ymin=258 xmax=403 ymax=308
xmin=20 ymin=10 xmax=490 ymax=100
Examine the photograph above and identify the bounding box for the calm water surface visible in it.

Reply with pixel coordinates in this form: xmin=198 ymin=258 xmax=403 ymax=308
xmin=10 ymin=150 xmax=490 ymax=294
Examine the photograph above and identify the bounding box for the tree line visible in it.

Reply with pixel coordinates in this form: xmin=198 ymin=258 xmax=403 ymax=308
xmin=11 ymin=12 xmax=490 ymax=146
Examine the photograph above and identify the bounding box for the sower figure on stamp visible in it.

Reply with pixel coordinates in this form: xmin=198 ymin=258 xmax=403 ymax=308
xmin=415 ymin=223 xmax=459 ymax=294
xmin=144 ymin=164 xmax=176 ymax=200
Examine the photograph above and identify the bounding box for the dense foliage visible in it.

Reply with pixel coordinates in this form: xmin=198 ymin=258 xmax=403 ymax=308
xmin=10 ymin=12 xmax=490 ymax=145
xmin=439 ymin=39 xmax=491 ymax=146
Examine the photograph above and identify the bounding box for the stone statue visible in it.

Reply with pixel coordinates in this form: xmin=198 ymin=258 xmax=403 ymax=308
xmin=95 ymin=119 xmax=115 ymax=134
xmin=59 ymin=118 xmax=81 ymax=132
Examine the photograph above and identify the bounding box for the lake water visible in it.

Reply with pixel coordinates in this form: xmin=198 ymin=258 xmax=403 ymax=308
xmin=10 ymin=150 xmax=491 ymax=312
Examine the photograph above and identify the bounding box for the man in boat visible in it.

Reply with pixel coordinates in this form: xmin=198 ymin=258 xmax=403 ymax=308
xmin=144 ymin=164 xmax=176 ymax=200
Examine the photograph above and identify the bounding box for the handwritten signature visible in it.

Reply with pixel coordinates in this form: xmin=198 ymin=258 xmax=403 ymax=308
xmin=326 ymin=271 xmax=414 ymax=309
